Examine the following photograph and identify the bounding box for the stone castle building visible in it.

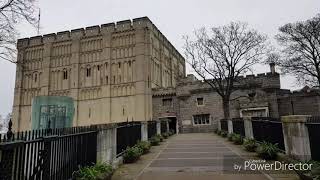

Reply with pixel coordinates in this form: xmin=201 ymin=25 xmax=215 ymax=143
xmin=12 ymin=17 xmax=320 ymax=132
xmin=12 ymin=17 xmax=185 ymax=131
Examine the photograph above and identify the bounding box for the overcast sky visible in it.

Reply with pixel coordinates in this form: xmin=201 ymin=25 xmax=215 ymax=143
xmin=0 ymin=0 xmax=320 ymax=116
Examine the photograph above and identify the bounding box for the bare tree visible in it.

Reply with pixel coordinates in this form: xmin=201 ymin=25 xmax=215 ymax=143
xmin=0 ymin=0 xmax=38 ymax=63
xmin=276 ymin=14 xmax=320 ymax=87
xmin=184 ymin=22 xmax=268 ymax=119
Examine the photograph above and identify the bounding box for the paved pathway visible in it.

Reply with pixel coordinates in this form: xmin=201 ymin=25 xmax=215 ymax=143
xmin=136 ymin=133 xmax=296 ymax=180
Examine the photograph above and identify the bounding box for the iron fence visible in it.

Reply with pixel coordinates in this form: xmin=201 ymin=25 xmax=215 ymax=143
xmin=306 ymin=116 xmax=320 ymax=161
xmin=116 ymin=122 xmax=141 ymax=155
xmin=0 ymin=126 xmax=97 ymax=180
xmin=251 ymin=117 xmax=285 ymax=151
xmin=232 ymin=118 xmax=245 ymax=136
xmin=220 ymin=119 xmax=228 ymax=131
xmin=147 ymin=121 xmax=157 ymax=139
xmin=161 ymin=121 xmax=167 ymax=134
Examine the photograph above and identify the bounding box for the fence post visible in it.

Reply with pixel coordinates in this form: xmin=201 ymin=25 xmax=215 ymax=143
xmin=112 ymin=125 xmax=117 ymax=163
xmin=156 ymin=120 xmax=161 ymax=135
xmin=0 ymin=141 xmax=24 ymax=180
xmin=217 ymin=120 xmax=221 ymax=131
xmin=281 ymin=115 xmax=311 ymax=161
xmin=96 ymin=124 xmax=117 ymax=164
xmin=244 ymin=117 xmax=254 ymax=138
xmin=227 ymin=119 xmax=233 ymax=134
xmin=141 ymin=122 xmax=148 ymax=141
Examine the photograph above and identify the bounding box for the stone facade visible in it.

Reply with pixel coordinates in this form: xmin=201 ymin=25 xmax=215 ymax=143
xmin=152 ymin=67 xmax=320 ymax=133
xmin=12 ymin=17 xmax=185 ymax=131
xmin=12 ymin=17 xmax=320 ymax=133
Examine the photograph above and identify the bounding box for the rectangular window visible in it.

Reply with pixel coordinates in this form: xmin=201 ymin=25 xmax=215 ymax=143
xmin=162 ymin=98 xmax=172 ymax=106
xmin=197 ymin=97 xmax=204 ymax=106
xmin=193 ymin=114 xmax=210 ymax=125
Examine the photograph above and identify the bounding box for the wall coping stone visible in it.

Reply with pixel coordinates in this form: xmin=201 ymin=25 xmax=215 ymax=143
xmin=281 ymin=115 xmax=311 ymax=123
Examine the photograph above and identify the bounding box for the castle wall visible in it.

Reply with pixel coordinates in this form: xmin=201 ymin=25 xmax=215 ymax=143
xmin=152 ymin=71 xmax=283 ymax=133
xmin=12 ymin=17 xmax=185 ymax=131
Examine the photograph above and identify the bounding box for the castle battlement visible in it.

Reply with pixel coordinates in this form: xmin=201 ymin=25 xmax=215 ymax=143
xmin=179 ymin=71 xmax=280 ymax=90
xmin=17 ymin=17 xmax=152 ymax=48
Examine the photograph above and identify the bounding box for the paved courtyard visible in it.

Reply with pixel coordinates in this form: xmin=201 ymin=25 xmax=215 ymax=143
xmin=113 ymin=133 xmax=299 ymax=180
xmin=137 ymin=133 xmax=270 ymax=180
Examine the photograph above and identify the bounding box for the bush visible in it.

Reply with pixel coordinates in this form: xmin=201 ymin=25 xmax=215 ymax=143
xmin=156 ymin=134 xmax=164 ymax=142
xmin=168 ymin=130 xmax=175 ymax=136
xmin=217 ymin=130 xmax=221 ymax=135
xmin=221 ymin=131 xmax=228 ymax=137
xmin=150 ymin=136 xmax=160 ymax=146
xmin=256 ymin=141 xmax=279 ymax=160
xmin=123 ymin=146 xmax=143 ymax=163
xmin=162 ymin=132 xmax=169 ymax=139
xmin=232 ymin=134 xmax=243 ymax=145
xmin=243 ymin=138 xmax=257 ymax=152
xmin=73 ymin=163 xmax=113 ymax=180
xmin=214 ymin=129 xmax=219 ymax=134
xmin=136 ymin=141 xmax=151 ymax=154
xmin=227 ymin=133 xmax=235 ymax=141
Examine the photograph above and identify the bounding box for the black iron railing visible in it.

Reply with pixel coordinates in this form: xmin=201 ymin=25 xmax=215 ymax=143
xmin=147 ymin=121 xmax=157 ymax=139
xmin=116 ymin=122 xmax=141 ymax=155
xmin=0 ymin=125 xmax=97 ymax=180
xmin=251 ymin=117 xmax=285 ymax=151
xmin=232 ymin=118 xmax=245 ymax=136
xmin=306 ymin=116 xmax=320 ymax=160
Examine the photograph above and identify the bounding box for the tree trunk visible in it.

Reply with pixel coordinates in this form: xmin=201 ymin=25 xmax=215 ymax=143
xmin=222 ymin=97 xmax=230 ymax=119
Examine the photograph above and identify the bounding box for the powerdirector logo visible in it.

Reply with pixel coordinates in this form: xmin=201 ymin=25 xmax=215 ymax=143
xmin=223 ymin=155 xmax=313 ymax=174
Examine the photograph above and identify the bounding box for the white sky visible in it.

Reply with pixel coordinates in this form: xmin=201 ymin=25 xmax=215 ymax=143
xmin=1 ymin=0 xmax=320 ymax=116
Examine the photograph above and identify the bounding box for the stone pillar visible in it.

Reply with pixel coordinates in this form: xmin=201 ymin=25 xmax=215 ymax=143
xmin=281 ymin=115 xmax=311 ymax=161
xmin=244 ymin=117 xmax=254 ymax=139
xmin=156 ymin=120 xmax=161 ymax=135
xmin=166 ymin=120 xmax=170 ymax=133
xmin=141 ymin=122 xmax=148 ymax=141
xmin=228 ymin=119 xmax=233 ymax=134
xmin=96 ymin=124 xmax=117 ymax=164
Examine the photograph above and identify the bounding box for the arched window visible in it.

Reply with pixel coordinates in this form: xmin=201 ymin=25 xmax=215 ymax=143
xmin=86 ymin=67 xmax=91 ymax=77
xmin=63 ymin=70 xmax=68 ymax=80
xmin=34 ymin=73 xmax=38 ymax=82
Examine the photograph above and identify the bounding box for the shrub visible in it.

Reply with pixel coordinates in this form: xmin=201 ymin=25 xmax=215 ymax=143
xmin=227 ymin=133 xmax=235 ymax=141
xmin=156 ymin=134 xmax=164 ymax=142
xmin=243 ymin=138 xmax=257 ymax=152
xmin=136 ymin=141 xmax=151 ymax=154
xmin=150 ymin=136 xmax=160 ymax=146
xmin=73 ymin=163 xmax=113 ymax=180
xmin=232 ymin=134 xmax=243 ymax=145
xmin=123 ymin=146 xmax=143 ymax=163
xmin=256 ymin=141 xmax=279 ymax=160
xmin=168 ymin=130 xmax=174 ymax=136
xmin=217 ymin=130 xmax=221 ymax=135
xmin=162 ymin=132 xmax=169 ymax=139
xmin=310 ymin=161 xmax=320 ymax=179
xmin=214 ymin=129 xmax=219 ymax=134
xmin=221 ymin=131 xmax=228 ymax=137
